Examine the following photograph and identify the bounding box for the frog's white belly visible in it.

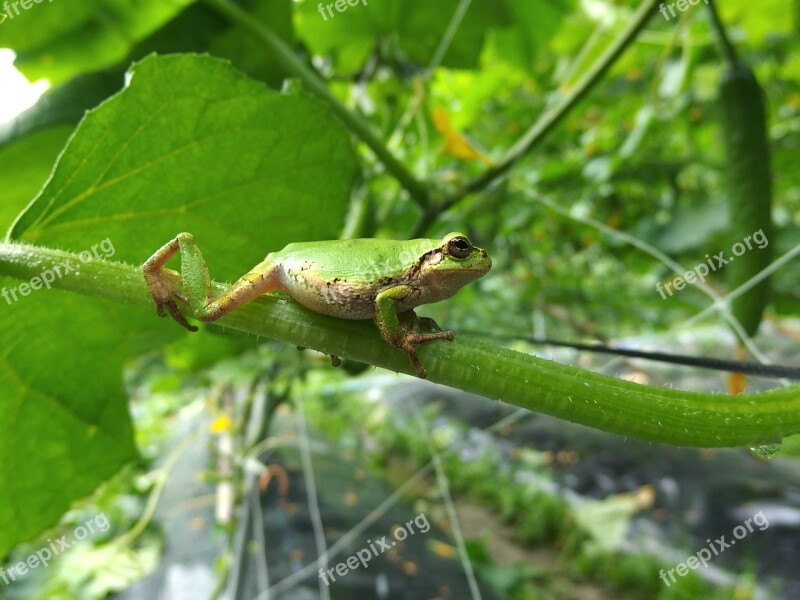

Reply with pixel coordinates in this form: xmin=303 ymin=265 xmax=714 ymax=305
xmin=276 ymin=257 xmax=468 ymax=321
xmin=278 ymin=260 xmax=390 ymax=320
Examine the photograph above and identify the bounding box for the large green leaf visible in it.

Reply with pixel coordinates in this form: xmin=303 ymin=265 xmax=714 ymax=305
xmin=10 ymin=53 xmax=358 ymax=270
xmin=0 ymin=126 xmax=73 ymax=230
xmin=0 ymin=53 xmax=358 ymax=554
xmin=0 ymin=291 xmax=177 ymax=556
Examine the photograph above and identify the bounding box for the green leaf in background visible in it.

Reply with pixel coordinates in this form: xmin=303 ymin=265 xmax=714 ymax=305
xmin=0 ymin=1 xmax=97 ymax=53
xmin=0 ymin=292 xmax=177 ymax=558
xmin=0 ymin=126 xmax=73 ymax=230
xmin=295 ymin=0 xmax=574 ymax=74
xmin=572 ymin=493 xmax=641 ymax=554
xmin=209 ymin=0 xmax=293 ymax=87
xmin=718 ymin=0 xmax=794 ymax=42
xmin=491 ymin=0 xmax=577 ymax=71
xmin=0 ymin=2 xmax=293 ymax=150
xmin=0 ymin=70 xmax=125 ymax=149
xmin=295 ymin=0 xmax=509 ymax=72
xmin=0 ymin=52 xmax=358 ymax=554
xmin=294 ymin=0 xmax=377 ymax=73
xmin=0 ymin=0 xmax=195 ymax=84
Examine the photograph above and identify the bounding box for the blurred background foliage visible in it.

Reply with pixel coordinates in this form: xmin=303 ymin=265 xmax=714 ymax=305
xmin=1 ymin=0 xmax=799 ymax=598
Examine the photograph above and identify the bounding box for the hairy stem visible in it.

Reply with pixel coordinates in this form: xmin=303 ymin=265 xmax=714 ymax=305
xmin=1 ymin=242 xmax=798 ymax=448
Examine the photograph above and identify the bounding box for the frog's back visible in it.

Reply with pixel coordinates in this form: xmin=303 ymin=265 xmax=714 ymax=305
xmin=277 ymin=237 xmax=438 ymax=280
xmin=274 ymin=237 xmax=439 ymax=319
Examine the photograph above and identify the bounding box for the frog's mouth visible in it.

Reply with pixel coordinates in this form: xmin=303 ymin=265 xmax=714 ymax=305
xmin=439 ymin=260 xmax=491 ymax=282
xmin=412 ymin=247 xmax=491 ymax=282
xmin=453 ymin=248 xmax=492 ymax=273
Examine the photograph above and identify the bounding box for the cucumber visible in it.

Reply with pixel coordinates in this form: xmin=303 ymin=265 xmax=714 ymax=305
xmin=719 ymin=64 xmax=773 ymax=338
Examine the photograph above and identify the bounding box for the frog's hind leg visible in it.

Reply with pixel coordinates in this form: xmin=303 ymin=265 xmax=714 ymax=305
xmin=143 ymin=232 xmax=282 ymax=329
xmin=198 ymin=260 xmax=282 ymax=323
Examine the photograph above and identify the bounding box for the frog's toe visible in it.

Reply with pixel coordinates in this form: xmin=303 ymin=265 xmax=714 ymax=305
xmin=146 ymin=277 xmax=175 ymax=305
xmin=161 ymin=298 xmax=198 ymax=332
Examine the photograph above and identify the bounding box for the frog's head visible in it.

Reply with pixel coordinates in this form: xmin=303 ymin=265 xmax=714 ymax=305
xmin=413 ymin=232 xmax=491 ymax=298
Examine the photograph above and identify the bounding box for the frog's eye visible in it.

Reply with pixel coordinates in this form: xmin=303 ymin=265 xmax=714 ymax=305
xmin=447 ymin=236 xmax=472 ymax=259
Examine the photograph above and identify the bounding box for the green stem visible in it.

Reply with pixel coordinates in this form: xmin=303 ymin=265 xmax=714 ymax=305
xmin=1 ymin=242 xmax=798 ymax=448
xmin=201 ymin=0 xmax=430 ymax=209
xmin=433 ymin=0 xmax=663 ymax=219
xmin=705 ymin=0 xmax=740 ymax=67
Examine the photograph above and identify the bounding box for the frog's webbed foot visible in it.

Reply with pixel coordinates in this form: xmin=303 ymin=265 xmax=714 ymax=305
xmin=144 ymin=268 xmax=198 ymax=332
xmin=162 ymin=298 xmax=198 ymax=332
xmin=374 ymin=291 xmax=456 ymax=379
xmin=395 ymin=312 xmax=453 ymax=378
xmin=142 ymin=235 xmax=200 ymax=332
xmin=397 ymin=330 xmax=454 ymax=379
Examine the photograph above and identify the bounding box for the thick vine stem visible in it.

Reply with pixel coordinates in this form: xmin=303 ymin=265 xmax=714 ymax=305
xmin=1 ymin=242 xmax=798 ymax=448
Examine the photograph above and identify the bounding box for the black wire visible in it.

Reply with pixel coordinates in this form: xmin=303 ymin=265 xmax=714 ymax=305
xmin=462 ymin=332 xmax=800 ymax=380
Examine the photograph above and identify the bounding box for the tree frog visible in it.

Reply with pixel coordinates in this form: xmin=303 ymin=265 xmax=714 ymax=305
xmin=143 ymin=232 xmax=491 ymax=378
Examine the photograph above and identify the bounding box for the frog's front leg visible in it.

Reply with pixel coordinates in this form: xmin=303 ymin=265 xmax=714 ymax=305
xmin=142 ymin=232 xmax=280 ymax=331
xmin=373 ymin=285 xmax=454 ymax=379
